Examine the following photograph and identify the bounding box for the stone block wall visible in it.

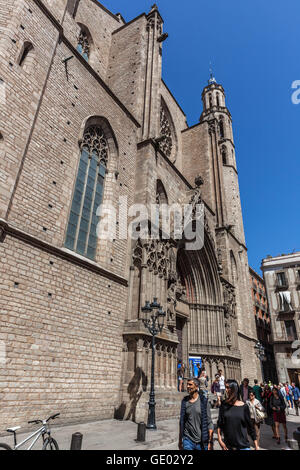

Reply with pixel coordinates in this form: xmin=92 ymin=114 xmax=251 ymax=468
xmin=0 ymin=234 xmax=128 ymax=429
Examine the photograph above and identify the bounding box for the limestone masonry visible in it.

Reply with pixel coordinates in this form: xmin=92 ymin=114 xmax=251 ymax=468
xmin=0 ymin=0 xmax=260 ymax=429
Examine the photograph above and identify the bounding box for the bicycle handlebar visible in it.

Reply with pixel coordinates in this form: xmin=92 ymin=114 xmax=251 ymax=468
xmin=28 ymin=413 xmax=60 ymax=425
xmin=46 ymin=413 xmax=60 ymax=422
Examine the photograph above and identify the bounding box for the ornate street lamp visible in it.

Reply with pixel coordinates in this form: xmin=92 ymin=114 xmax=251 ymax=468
xmin=255 ymin=341 xmax=266 ymax=382
xmin=141 ymin=297 xmax=166 ymax=430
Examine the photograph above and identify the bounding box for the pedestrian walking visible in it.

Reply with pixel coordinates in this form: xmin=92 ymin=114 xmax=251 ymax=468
xmin=285 ymin=382 xmax=293 ymax=409
xmin=198 ymin=370 xmax=209 ymax=398
xmin=261 ymin=385 xmax=276 ymax=439
xmin=246 ymin=390 xmax=265 ymax=448
xmin=268 ymin=380 xmax=273 ymax=390
xmin=217 ymin=379 xmax=259 ymax=450
xmin=291 ymin=383 xmax=300 ymax=416
xmin=177 ymin=361 xmax=184 ymax=392
xmin=178 ymin=377 xmax=214 ymax=451
xmin=211 ymin=374 xmax=221 ymax=408
xmin=218 ymin=369 xmax=226 ymax=398
xmin=279 ymin=383 xmax=289 ymax=412
xmin=239 ymin=378 xmax=253 ymax=403
xmin=270 ymin=387 xmax=288 ymax=444
xmin=252 ymin=379 xmax=263 ymax=403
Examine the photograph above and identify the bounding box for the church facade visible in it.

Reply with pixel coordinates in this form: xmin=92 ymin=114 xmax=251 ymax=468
xmin=0 ymin=0 xmax=260 ymax=428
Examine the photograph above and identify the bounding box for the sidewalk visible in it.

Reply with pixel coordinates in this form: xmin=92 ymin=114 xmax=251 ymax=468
xmin=0 ymin=418 xmax=180 ymax=450
xmin=0 ymin=409 xmax=299 ymax=450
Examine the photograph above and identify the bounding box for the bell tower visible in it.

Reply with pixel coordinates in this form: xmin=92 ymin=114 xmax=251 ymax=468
xmin=200 ymin=72 xmax=245 ymax=243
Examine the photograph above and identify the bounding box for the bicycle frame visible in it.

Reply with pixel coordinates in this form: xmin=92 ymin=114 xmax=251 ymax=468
xmin=13 ymin=423 xmax=49 ymax=450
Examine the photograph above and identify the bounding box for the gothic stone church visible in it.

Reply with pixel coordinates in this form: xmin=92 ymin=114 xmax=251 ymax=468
xmin=0 ymin=0 xmax=260 ymax=428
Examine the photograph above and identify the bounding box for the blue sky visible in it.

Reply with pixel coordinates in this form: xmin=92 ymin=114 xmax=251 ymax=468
xmin=101 ymin=0 xmax=299 ymax=274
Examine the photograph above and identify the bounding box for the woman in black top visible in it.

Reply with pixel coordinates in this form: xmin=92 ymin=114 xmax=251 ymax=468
xmin=217 ymin=380 xmax=259 ymax=450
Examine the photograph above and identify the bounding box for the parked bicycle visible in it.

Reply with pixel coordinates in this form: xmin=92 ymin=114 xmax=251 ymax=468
xmin=0 ymin=413 xmax=60 ymax=450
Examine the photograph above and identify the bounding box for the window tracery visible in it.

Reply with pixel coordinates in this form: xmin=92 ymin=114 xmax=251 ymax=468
xmin=77 ymin=29 xmax=90 ymax=61
xmin=159 ymin=105 xmax=173 ymax=159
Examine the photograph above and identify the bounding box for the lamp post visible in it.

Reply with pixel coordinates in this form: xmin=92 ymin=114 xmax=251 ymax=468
xmin=141 ymin=298 xmax=166 ymax=430
xmin=255 ymin=341 xmax=266 ymax=382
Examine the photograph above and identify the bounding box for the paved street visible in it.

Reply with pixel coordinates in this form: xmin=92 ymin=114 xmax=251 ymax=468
xmin=1 ymin=408 xmax=299 ymax=450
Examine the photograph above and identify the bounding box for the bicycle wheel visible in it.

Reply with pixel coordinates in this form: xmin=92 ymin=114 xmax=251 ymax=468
xmin=0 ymin=443 xmax=12 ymax=450
xmin=42 ymin=438 xmax=59 ymax=450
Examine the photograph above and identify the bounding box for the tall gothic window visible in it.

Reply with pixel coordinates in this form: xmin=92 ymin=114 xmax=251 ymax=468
xmin=77 ymin=28 xmax=90 ymax=61
xmin=216 ymin=93 xmax=220 ymax=107
xmin=159 ymin=106 xmax=173 ymax=159
xmin=221 ymin=145 xmax=227 ymax=165
xmin=65 ymin=126 xmax=108 ymax=260
xmin=219 ymin=116 xmax=225 ymax=138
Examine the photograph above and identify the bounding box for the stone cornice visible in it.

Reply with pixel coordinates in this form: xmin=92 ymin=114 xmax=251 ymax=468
xmin=200 ymin=106 xmax=232 ymax=122
xmin=0 ymin=219 xmax=128 ymax=287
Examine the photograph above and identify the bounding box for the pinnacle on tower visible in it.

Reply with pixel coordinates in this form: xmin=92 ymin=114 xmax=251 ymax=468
xmin=208 ymin=63 xmax=217 ymax=85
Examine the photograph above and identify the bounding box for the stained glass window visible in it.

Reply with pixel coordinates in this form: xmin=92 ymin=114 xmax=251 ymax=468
xmin=65 ymin=126 xmax=108 ymax=260
xmin=77 ymin=29 xmax=89 ymax=62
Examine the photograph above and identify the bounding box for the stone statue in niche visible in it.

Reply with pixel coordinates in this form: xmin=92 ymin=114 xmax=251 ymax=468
xmin=175 ymin=277 xmax=187 ymax=302
xmin=167 ymin=281 xmax=177 ymax=331
xmin=168 ymin=246 xmax=177 ymax=282
xmin=225 ymin=321 xmax=232 ymax=347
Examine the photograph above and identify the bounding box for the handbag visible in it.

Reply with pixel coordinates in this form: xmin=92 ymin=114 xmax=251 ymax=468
xmin=256 ymin=408 xmax=267 ymax=422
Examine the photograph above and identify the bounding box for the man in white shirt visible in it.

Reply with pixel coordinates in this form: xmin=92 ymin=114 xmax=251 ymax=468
xmin=218 ymin=369 xmax=225 ymax=397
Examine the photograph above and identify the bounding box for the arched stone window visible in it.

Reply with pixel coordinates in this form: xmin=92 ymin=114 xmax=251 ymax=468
xmin=156 ymin=180 xmax=168 ymax=205
xmin=76 ymin=24 xmax=92 ymax=62
xmin=156 ymin=180 xmax=168 ymax=231
xmin=209 ymin=93 xmax=213 ymax=108
xmin=18 ymin=41 xmax=35 ymax=71
xmin=216 ymin=93 xmax=220 ymax=107
xmin=65 ymin=125 xmax=109 ymax=259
